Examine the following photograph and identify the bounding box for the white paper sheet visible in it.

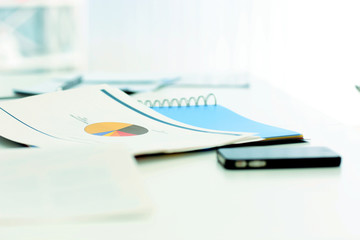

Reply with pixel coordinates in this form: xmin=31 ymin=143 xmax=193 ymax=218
xmin=0 ymin=144 xmax=151 ymax=223
xmin=0 ymin=85 xmax=260 ymax=155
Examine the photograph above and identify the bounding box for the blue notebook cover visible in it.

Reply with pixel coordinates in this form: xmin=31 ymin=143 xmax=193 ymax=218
xmin=151 ymin=105 xmax=303 ymax=141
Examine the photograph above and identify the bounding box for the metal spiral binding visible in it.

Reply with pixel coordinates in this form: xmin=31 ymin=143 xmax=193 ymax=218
xmin=138 ymin=93 xmax=217 ymax=107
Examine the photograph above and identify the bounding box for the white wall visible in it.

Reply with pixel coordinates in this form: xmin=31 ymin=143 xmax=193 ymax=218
xmin=275 ymin=1 xmax=360 ymax=87
xmin=87 ymin=0 xmax=252 ymax=75
xmin=254 ymin=0 xmax=360 ymax=124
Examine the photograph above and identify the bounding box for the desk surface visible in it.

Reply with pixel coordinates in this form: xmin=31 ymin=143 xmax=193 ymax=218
xmin=1 ymin=78 xmax=360 ymax=240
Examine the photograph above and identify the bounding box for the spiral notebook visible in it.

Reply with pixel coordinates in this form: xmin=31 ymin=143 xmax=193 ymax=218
xmin=139 ymin=94 xmax=303 ymax=142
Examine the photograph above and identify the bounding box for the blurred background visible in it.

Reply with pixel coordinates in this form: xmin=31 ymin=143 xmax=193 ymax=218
xmin=0 ymin=0 xmax=86 ymax=72
xmin=1 ymin=0 xmax=360 ymax=122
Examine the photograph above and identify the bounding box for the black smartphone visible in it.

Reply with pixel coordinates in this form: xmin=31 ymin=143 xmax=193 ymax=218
xmin=217 ymin=146 xmax=341 ymax=169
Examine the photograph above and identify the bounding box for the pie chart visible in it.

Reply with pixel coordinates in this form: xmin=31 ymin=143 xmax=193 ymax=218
xmin=85 ymin=122 xmax=148 ymax=137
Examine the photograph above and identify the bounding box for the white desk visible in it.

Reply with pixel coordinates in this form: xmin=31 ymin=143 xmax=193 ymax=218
xmin=1 ymin=78 xmax=360 ymax=240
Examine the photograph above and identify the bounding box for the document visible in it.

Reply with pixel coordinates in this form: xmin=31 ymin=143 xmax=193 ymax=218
xmin=13 ymin=73 xmax=180 ymax=95
xmin=0 ymin=144 xmax=151 ymax=222
xmin=0 ymin=85 xmax=259 ymax=155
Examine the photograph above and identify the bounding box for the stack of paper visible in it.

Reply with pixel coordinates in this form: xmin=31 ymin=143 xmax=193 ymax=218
xmin=0 ymin=85 xmax=261 ymax=222
xmin=0 ymin=85 xmax=260 ymax=155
